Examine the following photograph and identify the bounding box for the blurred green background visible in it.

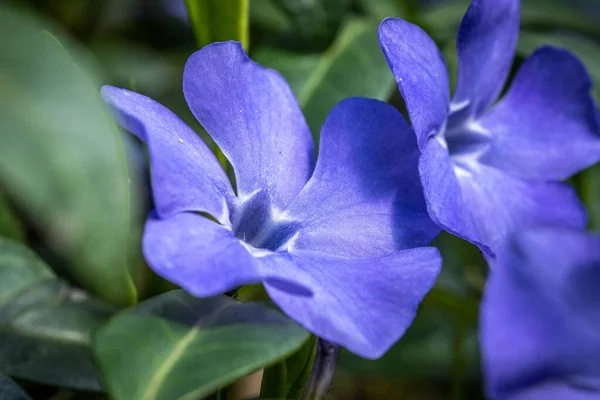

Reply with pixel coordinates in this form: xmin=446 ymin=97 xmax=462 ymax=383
xmin=1 ymin=0 xmax=599 ymax=399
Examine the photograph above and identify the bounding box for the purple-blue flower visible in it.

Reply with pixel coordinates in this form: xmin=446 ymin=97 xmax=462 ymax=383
xmin=101 ymin=41 xmax=442 ymax=359
xmin=480 ymin=227 xmax=600 ymax=399
xmin=378 ymin=0 xmax=600 ymax=258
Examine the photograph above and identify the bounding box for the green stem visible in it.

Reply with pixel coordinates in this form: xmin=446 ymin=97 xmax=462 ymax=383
xmin=260 ymin=360 xmax=288 ymax=399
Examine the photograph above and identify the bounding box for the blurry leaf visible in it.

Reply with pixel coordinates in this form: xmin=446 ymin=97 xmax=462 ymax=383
xmin=0 ymin=375 xmax=32 ymax=400
xmin=0 ymin=6 xmax=137 ymax=306
xmin=581 ymin=163 xmax=600 ymax=231
xmin=274 ymin=0 xmax=352 ymax=49
xmin=338 ymin=295 xmax=479 ymax=380
xmin=358 ymin=0 xmax=410 ymax=20
xmin=92 ymin=41 xmax=180 ymax=96
xmin=0 ymin=237 xmax=113 ymax=390
xmin=0 ymin=192 xmax=24 ymax=243
xmin=256 ymin=20 xmax=396 ymax=141
xmin=93 ymin=290 xmax=309 ymax=400
xmin=250 ymin=0 xmax=290 ymax=32
xmin=185 ymin=0 xmax=249 ymax=49
xmin=423 ymin=0 xmax=600 ymax=42
xmin=517 ymin=31 xmax=600 ymax=100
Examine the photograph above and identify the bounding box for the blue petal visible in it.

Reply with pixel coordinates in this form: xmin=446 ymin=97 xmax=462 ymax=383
xmin=420 ymin=136 xmax=587 ymax=257
xmin=507 ymin=382 xmax=600 ymax=400
xmin=452 ymin=0 xmax=519 ymax=117
xmin=183 ymin=41 xmax=315 ymax=210
xmin=258 ymin=247 xmax=442 ymax=359
xmin=379 ymin=18 xmax=450 ymax=148
xmin=481 ymin=228 xmax=600 ymax=399
xmin=284 ymin=98 xmax=440 ymax=258
xmin=456 ymin=163 xmax=586 ymax=257
xmin=480 ymin=47 xmax=600 ymax=180
xmin=143 ymin=212 xmax=262 ymax=297
xmin=101 ymin=86 xmax=234 ymax=223
xmin=418 ymin=139 xmax=490 ymax=254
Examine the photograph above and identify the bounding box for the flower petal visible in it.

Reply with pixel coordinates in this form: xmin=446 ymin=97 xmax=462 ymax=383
xmin=418 ymin=139 xmax=490 ymax=255
xmin=452 ymin=0 xmax=519 ymax=117
xmin=508 ymin=383 xmax=600 ymax=400
xmin=143 ymin=212 xmax=261 ymax=297
xmin=284 ymin=98 xmax=440 ymax=258
xmin=480 ymin=47 xmax=600 ymax=180
xmin=101 ymin=86 xmax=233 ymax=222
xmin=481 ymin=228 xmax=600 ymax=399
xmin=379 ymin=18 xmax=450 ymax=148
xmin=456 ymin=164 xmax=587 ymax=257
xmin=183 ymin=41 xmax=315 ymax=210
xmin=258 ymin=247 xmax=442 ymax=359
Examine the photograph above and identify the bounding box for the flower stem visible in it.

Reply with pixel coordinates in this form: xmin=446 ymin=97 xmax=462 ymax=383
xmin=301 ymin=339 xmax=339 ymax=400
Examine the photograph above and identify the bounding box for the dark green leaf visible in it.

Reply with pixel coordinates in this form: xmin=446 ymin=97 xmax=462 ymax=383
xmin=93 ymin=290 xmax=310 ymax=400
xmin=0 ymin=6 xmax=137 ymax=306
xmin=255 ymin=20 xmax=396 ymax=142
xmin=0 ymin=237 xmax=113 ymax=390
xmin=0 ymin=375 xmax=32 ymax=400
xmin=185 ymin=0 xmax=249 ymax=49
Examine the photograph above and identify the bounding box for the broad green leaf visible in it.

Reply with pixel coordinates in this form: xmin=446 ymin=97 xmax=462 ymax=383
xmin=0 ymin=375 xmax=32 ymax=400
xmin=0 ymin=192 xmax=24 ymax=244
xmin=422 ymin=0 xmax=600 ymax=42
xmin=93 ymin=290 xmax=310 ymax=400
xmin=0 ymin=237 xmax=113 ymax=390
xmin=185 ymin=0 xmax=249 ymax=49
xmin=255 ymin=20 xmax=397 ymax=141
xmin=517 ymin=32 xmax=600 ymax=100
xmin=0 ymin=6 xmax=137 ymax=305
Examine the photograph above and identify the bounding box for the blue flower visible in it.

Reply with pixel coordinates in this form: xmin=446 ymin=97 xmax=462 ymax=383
xmin=480 ymin=227 xmax=600 ymax=399
xmin=378 ymin=0 xmax=600 ymax=258
xmin=101 ymin=41 xmax=442 ymax=359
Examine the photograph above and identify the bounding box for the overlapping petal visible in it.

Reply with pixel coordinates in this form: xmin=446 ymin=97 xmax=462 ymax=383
xmin=456 ymin=164 xmax=586 ymax=257
xmin=379 ymin=18 xmax=450 ymax=148
xmin=143 ymin=212 xmax=261 ymax=297
xmin=481 ymin=228 xmax=600 ymax=399
xmin=418 ymin=139 xmax=490 ymax=255
xmin=284 ymin=98 xmax=439 ymax=258
xmin=183 ymin=41 xmax=315 ymax=210
xmin=452 ymin=0 xmax=520 ymax=117
xmin=101 ymin=86 xmax=234 ymax=222
xmin=480 ymin=47 xmax=600 ymax=180
xmin=258 ymin=247 xmax=442 ymax=359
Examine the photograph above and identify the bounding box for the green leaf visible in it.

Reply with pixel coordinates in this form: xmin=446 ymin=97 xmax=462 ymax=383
xmin=255 ymin=20 xmax=397 ymax=142
xmin=0 ymin=192 xmax=25 ymax=244
xmin=581 ymin=163 xmax=600 ymax=231
xmin=358 ymin=0 xmax=410 ymax=20
xmin=185 ymin=0 xmax=249 ymax=49
xmin=0 ymin=237 xmax=113 ymax=390
xmin=422 ymin=0 xmax=600 ymax=42
xmin=517 ymin=31 xmax=600 ymax=100
xmin=93 ymin=290 xmax=310 ymax=400
xmin=0 ymin=6 xmax=137 ymax=306
xmin=260 ymin=334 xmax=317 ymax=399
xmin=0 ymin=375 xmax=32 ymax=400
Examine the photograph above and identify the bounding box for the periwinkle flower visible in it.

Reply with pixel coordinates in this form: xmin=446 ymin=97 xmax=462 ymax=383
xmin=102 ymin=42 xmax=442 ymax=358
xmin=481 ymin=227 xmax=600 ymax=399
xmin=378 ymin=0 xmax=600 ymax=258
